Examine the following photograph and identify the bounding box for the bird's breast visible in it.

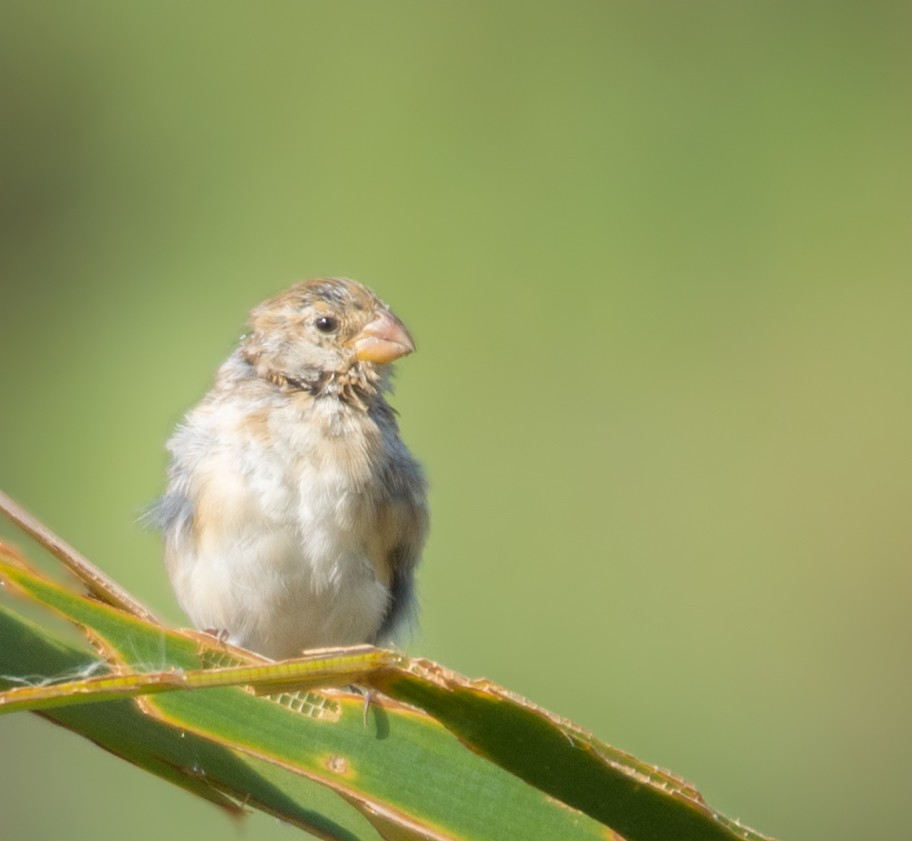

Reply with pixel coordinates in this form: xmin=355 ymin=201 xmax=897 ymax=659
xmin=232 ymin=394 xmax=396 ymax=584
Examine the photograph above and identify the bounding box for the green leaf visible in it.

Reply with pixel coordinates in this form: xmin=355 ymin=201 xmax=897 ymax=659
xmin=0 ymin=506 xmax=776 ymax=841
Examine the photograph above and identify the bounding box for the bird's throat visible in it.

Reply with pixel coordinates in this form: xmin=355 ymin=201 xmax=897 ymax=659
xmin=263 ymin=363 xmax=382 ymax=410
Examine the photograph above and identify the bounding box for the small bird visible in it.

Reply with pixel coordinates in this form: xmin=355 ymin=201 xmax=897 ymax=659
xmin=153 ymin=278 xmax=428 ymax=660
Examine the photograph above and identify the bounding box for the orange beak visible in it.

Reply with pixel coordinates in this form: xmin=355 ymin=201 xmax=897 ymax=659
xmin=352 ymin=310 xmax=416 ymax=364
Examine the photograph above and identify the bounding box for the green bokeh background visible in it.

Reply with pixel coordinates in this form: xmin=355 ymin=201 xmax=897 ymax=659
xmin=2 ymin=3 xmax=910 ymax=840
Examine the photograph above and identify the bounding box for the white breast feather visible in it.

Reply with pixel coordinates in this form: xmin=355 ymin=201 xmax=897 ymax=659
xmin=166 ymin=392 xmax=393 ymax=658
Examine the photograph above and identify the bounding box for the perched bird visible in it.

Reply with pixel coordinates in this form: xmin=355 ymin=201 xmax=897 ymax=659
xmin=153 ymin=278 xmax=428 ymax=660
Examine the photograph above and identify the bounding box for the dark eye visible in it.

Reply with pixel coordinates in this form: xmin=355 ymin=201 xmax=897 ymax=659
xmin=314 ymin=315 xmax=338 ymax=333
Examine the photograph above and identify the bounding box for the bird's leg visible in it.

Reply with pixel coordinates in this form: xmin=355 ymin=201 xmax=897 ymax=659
xmin=201 ymin=627 xmax=231 ymax=647
xmin=361 ymin=687 xmax=377 ymax=727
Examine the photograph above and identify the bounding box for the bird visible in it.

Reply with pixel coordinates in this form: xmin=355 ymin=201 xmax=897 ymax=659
xmin=152 ymin=277 xmax=428 ymax=660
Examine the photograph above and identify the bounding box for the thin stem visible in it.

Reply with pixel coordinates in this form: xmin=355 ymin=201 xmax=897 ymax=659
xmin=0 ymin=489 xmax=159 ymax=624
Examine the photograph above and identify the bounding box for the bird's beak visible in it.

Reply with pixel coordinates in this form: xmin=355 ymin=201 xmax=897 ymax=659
xmin=352 ymin=310 xmax=416 ymax=364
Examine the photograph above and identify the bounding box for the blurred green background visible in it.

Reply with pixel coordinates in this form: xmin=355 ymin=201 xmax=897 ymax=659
xmin=2 ymin=2 xmax=910 ymax=839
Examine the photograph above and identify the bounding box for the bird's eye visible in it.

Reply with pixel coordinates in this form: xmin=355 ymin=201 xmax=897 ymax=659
xmin=314 ymin=315 xmax=338 ymax=333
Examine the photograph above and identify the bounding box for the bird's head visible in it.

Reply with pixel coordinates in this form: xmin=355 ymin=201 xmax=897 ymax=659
xmin=240 ymin=277 xmax=415 ymax=401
